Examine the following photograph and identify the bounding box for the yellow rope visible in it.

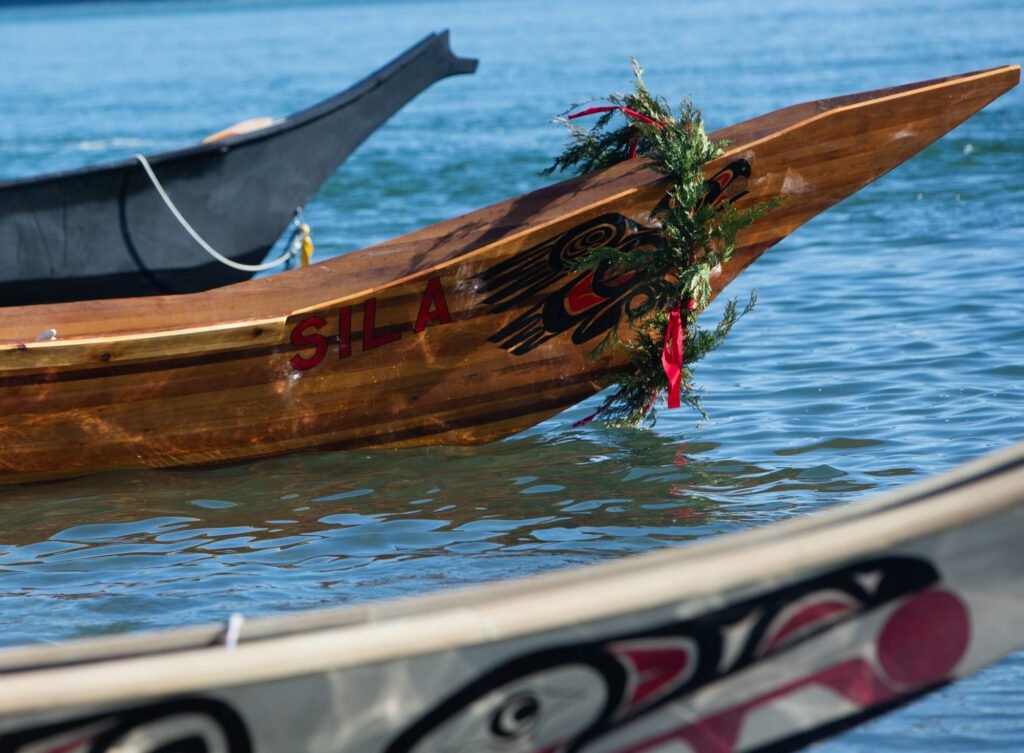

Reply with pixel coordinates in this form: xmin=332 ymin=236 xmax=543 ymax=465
xmin=299 ymin=223 xmax=314 ymax=267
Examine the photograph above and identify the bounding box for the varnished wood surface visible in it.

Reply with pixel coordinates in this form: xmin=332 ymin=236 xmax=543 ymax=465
xmin=0 ymin=66 xmax=1017 ymax=483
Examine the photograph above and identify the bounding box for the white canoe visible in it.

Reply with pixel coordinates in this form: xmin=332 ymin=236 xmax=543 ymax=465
xmin=2 ymin=441 xmax=1024 ymax=753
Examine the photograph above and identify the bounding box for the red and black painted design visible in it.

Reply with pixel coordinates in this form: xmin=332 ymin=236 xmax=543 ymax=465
xmin=479 ymin=160 xmax=752 ymax=356
xmin=384 ymin=555 xmax=970 ymax=753
xmin=1 ymin=698 xmax=252 ymax=753
xmin=478 ymin=213 xmax=666 ymax=355
xmin=702 ymin=158 xmax=751 ymax=210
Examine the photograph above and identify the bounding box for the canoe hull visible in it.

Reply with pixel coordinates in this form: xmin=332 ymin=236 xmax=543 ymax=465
xmin=0 ymin=66 xmax=1017 ymax=482
xmin=2 ymin=442 xmax=1024 ymax=753
xmin=0 ymin=32 xmax=477 ymax=306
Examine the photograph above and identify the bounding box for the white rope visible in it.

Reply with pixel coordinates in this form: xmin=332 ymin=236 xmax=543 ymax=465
xmin=134 ymin=153 xmax=298 ymax=273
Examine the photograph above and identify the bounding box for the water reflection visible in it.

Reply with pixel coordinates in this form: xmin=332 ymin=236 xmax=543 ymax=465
xmin=0 ymin=430 xmax=903 ymax=646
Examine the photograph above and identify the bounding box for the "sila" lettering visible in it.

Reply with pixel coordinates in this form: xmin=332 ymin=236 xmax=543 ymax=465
xmin=289 ymin=276 xmax=451 ymax=371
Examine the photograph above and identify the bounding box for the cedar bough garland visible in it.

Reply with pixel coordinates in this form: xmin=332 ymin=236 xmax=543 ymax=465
xmin=545 ymin=60 xmax=777 ymax=428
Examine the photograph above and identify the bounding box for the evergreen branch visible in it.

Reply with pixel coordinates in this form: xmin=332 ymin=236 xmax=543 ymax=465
xmin=546 ymin=60 xmax=776 ymax=429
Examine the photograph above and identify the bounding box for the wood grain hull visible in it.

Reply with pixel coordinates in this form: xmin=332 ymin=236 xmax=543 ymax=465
xmin=0 ymin=66 xmax=1017 ymax=483
xmin=3 ymin=440 xmax=1024 ymax=753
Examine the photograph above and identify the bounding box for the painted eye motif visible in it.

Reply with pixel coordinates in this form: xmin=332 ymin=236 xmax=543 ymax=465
xmin=490 ymin=693 xmax=541 ymax=739
xmin=400 ymin=664 xmax=608 ymax=753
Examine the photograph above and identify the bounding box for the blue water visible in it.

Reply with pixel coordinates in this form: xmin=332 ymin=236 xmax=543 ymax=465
xmin=0 ymin=0 xmax=1022 ymax=749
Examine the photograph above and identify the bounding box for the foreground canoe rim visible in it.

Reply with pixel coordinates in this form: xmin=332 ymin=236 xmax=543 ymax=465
xmin=0 ymin=65 xmax=1017 ymax=483
xmin=2 ymin=441 xmax=1024 ymax=753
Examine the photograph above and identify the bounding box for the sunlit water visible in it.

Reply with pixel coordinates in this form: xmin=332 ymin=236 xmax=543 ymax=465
xmin=0 ymin=0 xmax=1022 ymax=749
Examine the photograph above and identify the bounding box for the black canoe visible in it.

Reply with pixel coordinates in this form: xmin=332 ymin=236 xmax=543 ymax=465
xmin=0 ymin=31 xmax=476 ymax=307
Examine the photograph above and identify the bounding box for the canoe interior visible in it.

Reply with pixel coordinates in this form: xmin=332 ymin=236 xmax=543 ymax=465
xmin=0 ymin=31 xmax=477 ymax=306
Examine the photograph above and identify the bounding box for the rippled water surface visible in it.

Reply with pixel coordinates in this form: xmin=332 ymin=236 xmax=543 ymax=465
xmin=0 ymin=0 xmax=1022 ymax=749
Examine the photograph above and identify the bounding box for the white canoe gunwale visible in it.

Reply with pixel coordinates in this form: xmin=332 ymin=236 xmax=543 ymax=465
xmin=0 ymin=441 xmax=1023 ymax=753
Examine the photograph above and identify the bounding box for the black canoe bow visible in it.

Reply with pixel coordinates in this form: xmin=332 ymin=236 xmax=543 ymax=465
xmin=0 ymin=31 xmax=477 ymax=307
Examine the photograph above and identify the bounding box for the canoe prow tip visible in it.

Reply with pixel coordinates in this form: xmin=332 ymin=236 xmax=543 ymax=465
xmin=979 ymin=63 xmax=1019 ymax=92
xmin=435 ymin=29 xmax=479 ymax=76
xmin=957 ymin=64 xmax=1018 ymax=97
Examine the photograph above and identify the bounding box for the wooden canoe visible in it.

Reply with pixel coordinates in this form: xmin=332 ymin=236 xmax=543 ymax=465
xmin=3 ymin=439 xmax=1024 ymax=752
xmin=0 ymin=32 xmax=477 ymax=306
xmin=0 ymin=65 xmax=1017 ymax=484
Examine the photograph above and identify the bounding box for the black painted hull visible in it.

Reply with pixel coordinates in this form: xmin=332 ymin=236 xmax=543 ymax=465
xmin=0 ymin=31 xmax=476 ymax=307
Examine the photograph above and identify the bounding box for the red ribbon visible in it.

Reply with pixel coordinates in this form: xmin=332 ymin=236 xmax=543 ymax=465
xmin=661 ymin=305 xmax=685 ymax=409
xmin=567 ymin=106 xmax=665 ymax=163
xmin=661 ymin=300 xmax=697 ymax=410
xmin=567 ymin=105 xmax=666 ymax=129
